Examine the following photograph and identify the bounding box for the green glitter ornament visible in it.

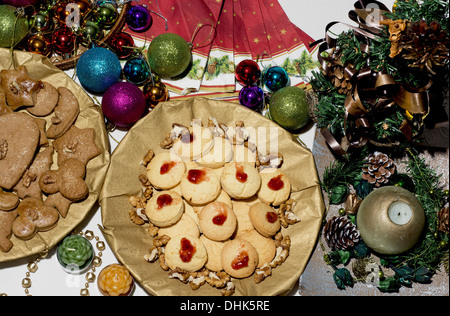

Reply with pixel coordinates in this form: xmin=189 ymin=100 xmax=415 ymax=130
xmin=147 ymin=33 xmax=192 ymax=79
xmin=0 ymin=5 xmax=29 ymax=48
xmin=269 ymin=86 xmax=310 ymax=132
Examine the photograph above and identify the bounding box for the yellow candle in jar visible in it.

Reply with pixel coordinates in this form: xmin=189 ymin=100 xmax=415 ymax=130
xmin=98 ymin=264 xmax=134 ymax=296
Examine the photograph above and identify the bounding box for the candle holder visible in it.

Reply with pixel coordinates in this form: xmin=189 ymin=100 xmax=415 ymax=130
xmin=57 ymin=235 xmax=94 ymax=274
xmin=356 ymin=186 xmax=426 ymax=255
xmin=97 ymin=264 xmax=135 ymax=296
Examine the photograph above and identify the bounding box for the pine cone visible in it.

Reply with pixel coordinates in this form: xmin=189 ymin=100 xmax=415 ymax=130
xmin=362 ymin=152 xmax=396 ymax=187
xmin=324 ymin=216 xmax=360 ymax=251
xmin=438 ymin=205 xmax=449 ymax=234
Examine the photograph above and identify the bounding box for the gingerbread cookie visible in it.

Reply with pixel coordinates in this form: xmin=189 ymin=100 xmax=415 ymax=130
xmin=27 ymin=81 xmax=59 ymax=117
xmin=257 ymin=169 xmax=291 ymax=206
xmin=248 ymin=202 xmax=281 ymax=238
xmin=14 ymin=146 xmax=54 ymax=200
xmin=39 ymin=158 xmax=88 ymax=202
xmin=0 ymin=86 xmax=13 ymax=116
xmin=0 ymin=112 xmax=40 ymax=190
xmin=164 ymin=235 xmax=208 ymax=272
xmin=53 ymin=125 xmax=101 ymax=167
xmin=220 ymin=162 xmax=261 ymax=199
xmin=12 ymin=197 xmax=59 ymax=240
xmin=199 ymin=202 xmax=237 ymax=241
xmin=0 ymin=188 xmax=19 ymax=211
xmin=221 ymin=238 xmax=259 ymax=279
xmin=0 ymin=209 xmax=18 ymax=252
xmin=0 ymin=66 xmax=42 ymax=110
xmin=46 ymin=87 xmax=80 ymax=139
xmin=44 ymin=192 xmax=72 ymax=218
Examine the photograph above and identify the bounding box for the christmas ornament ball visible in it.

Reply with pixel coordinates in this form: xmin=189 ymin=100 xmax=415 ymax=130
xmin=52 ymin=26 xmax=75 ymax=53
xmin=125 ymin=4 xmax=152 ymax=32
xmin=263 ymin=66 xmax=289 ymax=92
xmin=269 ymin=86 xmax=310 ymax=132
xmin=1 ymin=0 xmax=39 ymax=7
xmin=102 ymin=82 xmax=147 ymax=128
xmin=0 ymin=5 xmax=29 ymax=48
xmin=235 ymin=59 xmax=261 ymax=86
xmin=143 ymin=81 xmax=169 ymax=108
xmin=239 ymin=86 xmax=264 ymax=110
xmin=147 ymin=33 xmax=192 ymax=79
xmin=76 ymin=47 xmax=122 ymax=93
xmin=356 ymin=186 xmax=425 ymax=255
xmin=108 ymin=32 xmax=135 ymax=59
xmin=123 ymin=57 xmax=151 ymax=85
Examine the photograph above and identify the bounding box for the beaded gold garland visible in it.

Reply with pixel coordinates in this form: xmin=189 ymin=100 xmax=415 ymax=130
xmin=1 ymin=230 xmax=106 ymax=296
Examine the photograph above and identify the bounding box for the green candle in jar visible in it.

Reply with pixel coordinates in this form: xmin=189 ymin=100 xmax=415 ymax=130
xmin=57 ymin=235 xmax=94 ymax=273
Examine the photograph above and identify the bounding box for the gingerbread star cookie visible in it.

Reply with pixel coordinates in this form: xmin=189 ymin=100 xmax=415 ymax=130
xmin=53 ymin=125 xmax=101 ymax=167
xmin=0 ymin=66 xmax=42 ymax=110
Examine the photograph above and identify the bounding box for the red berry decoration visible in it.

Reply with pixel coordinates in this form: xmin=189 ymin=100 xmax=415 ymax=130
xmin=235 ymin=59 xmax=261 ymax=86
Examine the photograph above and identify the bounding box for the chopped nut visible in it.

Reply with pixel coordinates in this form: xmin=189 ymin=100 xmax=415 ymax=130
xmin=22 ymin=170 xmax=37 ymax=188
xmin=0 ymin=139 xmax=8 ymax=160
xmin=139 ymin=174 xmax=151 ymax=186
xmin=254 ymin=263 xmax=272 ymax=284
xmin=205 ymin=271 xmax=230 ymax=288
xmin=160 ymin=133 xmax=174 ymax=149
xmin=153 ymin=235 xmax=171 ymax=248
xmin=51 ymin=115 xmax=62 ymax=125
xmin=42 ymin=174 xmax=57 ymax=185
xmin=144 ymin=247 xmax=159 ymax=262
xmin=221 ymin=282 xmax=235 ymax=296
xmin=129 ymin=209 xmax=145 ymax=225
xmin=169 ymin=268 xmax=190 ymax=283
xmin=235 ymin=121 xmax=244 ymax=127
xmin=147 ymin=223 xmax=159 ymax=237
xmin=159 ymin=253 xmax=170 ymax=271
xmin=129 ymin=195 xmax=146 ymax=209
xmin=270 ymin=235 xmax=291 ymax=268
xmin=141 ymin=149 xmax=154 ymax=167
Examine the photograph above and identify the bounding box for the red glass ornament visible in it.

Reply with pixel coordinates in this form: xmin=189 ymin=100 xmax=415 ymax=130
xmin=235 ymin=60 xmax=261 ymax=86
xmin=52 ymin=27 xmax=75 ymax=54
xmin=107 ymin=32 xmax=135 ymax=59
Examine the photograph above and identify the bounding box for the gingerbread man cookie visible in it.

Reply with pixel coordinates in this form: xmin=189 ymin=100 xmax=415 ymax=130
xmin=0 ymin=209 xmax=18 ymax=252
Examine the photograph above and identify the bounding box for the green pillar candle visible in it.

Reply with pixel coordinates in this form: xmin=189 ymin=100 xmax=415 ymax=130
xmin=57 ymin=235 xmax=94 ymax=274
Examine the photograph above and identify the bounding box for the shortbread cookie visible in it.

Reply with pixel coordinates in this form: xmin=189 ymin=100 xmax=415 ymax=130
xmin=196 ymin=137 xmax=233 ymax=169
xmin=200 ymin=235 xmax=226 ymax=272
xmin=221 ymin=238 xmax=259 ymax=278
xmin=0 ymin=112 xmax=40 ymax=190
xmin=27 ymin=81 xmax=59 ymax=117
xmin=249 ymin=202 xmax=281 ymax=237
xmin=240 ymin=230 xmax=276 ymax=268
xmin=0 ymin=66 xmax=41 ymax=110
xmin=46 ymin=87 xmax=80 ymax=139
xmin=12 ymin=197 xmax=59 ymax=240
xmin=146 ymin=152 xmax=185 ymax=189
xmin=199 ymin=202 xmax=237 ymax=241
xmin=220 ymin=162 xmax=261 ymax=199
xmin=257 ymin=169 xmax=291 ymax=206
xmin=172 ymin=126 xmax=214 ymax=161
xmin=232 ymin=198 xmax=258 ymax=237
xmin=0 ymin=209 xmax=18 ymax=252
xmin=180 ymin=167 xmax=221 ymax=206
xmin=145 ymin=190 xmax=184 ymax=227
xmin=233 ymin=144 xmax=256 ymax=165
xmin=165 ymin=235 xmax=208 ymax=272
xmin=193 ymin=189 xmax=232 ymax=214
xmin=158 ymin=212 xmax=200 ymax=239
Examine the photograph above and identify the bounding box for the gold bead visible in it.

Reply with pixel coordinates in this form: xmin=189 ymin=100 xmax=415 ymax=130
xmin=86 ymin=272 xmax=96 ymax=283
xmin=80 ymin=288 xmax=90 ymax=296
xmin=27 ymin=262 xmax=38 ymax=273
xmin=92 ymin=256 xmax=102 ymax=267
xmin=84 ymin=230 xmax=95 ymax=240
xmin=0 ymin=293 xmax=7 ymax=296
xmin=22 ymin=277 xmax=32 ymax=288
xmin=96 ymin=241 xmax=106 ymax=251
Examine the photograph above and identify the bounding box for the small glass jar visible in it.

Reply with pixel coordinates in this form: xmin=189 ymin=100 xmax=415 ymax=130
xmin=57 ymin=235 xmax=94 ymax=274
xmin=97 ymin=264 xmax=135 ymax=296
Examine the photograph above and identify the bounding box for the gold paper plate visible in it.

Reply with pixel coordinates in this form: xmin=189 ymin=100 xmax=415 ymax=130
xmin=0 ymin=49 xmax=111 ymax=262
xmin=99 ymin=97 xmax=325 ymax=296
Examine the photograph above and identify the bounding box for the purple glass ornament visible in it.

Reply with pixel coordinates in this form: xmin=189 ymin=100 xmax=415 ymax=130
xmin=125 ymin=5 xmax=152 ymax=32
xmin=239 ymin=86 xmax=264 ymax=110
xmin=101 ymin=82 xmax=147 ymax=128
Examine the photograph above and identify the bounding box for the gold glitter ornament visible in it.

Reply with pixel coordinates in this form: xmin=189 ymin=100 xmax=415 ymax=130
xmin=0 ymin=5 xmax=29 ymax=48
xmin=269 ymin=86 xmax=311 ymax=132
xmin=147 ymin=33 xmax=192 ymax=79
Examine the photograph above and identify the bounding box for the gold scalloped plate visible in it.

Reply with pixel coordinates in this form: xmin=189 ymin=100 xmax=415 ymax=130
xmin=100 ymin=97 xmax=325 ymax=296
xmin=0 ymin=48 xmax=111 ymax=263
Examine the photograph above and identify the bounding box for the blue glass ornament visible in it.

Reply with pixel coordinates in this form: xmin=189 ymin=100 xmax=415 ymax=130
xmin=263 ymin=66 xmax=289 ymax=92
xmin=123 ymin=57 xmax=151 ymax=85
xmin=125 ymin=5 xmax=152 ymax=32
xmin=76 ymin=47 xmax=121 ymax=93
xmin=239 ymin=86 xmax=264 ymax=111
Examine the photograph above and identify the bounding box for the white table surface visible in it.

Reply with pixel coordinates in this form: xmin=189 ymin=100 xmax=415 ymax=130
xmin=0 ymin=0 xmax=395 ymax=296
